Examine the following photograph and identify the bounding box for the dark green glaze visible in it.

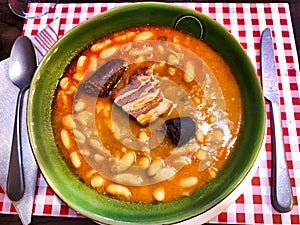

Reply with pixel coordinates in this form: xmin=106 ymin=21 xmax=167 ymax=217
xmin=27 ymin=3 xmax=265 ymax=224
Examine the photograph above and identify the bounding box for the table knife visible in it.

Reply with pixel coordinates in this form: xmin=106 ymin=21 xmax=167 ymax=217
xmin=260 ymin=28 xmax=293 ymax=212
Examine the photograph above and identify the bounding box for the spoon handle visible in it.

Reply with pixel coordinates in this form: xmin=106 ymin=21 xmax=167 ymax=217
xmin=270 ymin=101 xmax=293 ymax=212
xmin=7 ymin=89 xmax=26 ymax=201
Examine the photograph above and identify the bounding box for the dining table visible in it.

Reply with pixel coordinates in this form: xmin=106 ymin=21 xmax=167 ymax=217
xmin=0 ymin=0 xmax=299 ymax=224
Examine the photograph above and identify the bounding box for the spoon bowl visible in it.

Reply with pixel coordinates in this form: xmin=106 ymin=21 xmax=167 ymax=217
xmin=7 ymin=36 xmax=37 ymax=201
xmin=9 ymin=36 xmax=37 ymax=89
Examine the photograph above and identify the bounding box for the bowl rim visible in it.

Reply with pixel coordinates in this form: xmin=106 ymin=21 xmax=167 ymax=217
xmin=27 ymin=2 xmax=266 ymax=224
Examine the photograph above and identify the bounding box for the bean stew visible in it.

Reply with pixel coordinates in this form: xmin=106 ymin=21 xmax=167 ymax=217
xmin=52 ymin=25 xmax=242 ymax=203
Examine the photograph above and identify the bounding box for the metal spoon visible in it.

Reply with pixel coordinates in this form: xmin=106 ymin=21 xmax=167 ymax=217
xmin=7 ymin=36 xmax=37 ymax=201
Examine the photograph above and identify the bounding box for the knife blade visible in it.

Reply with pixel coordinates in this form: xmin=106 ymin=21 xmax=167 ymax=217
xmin=260 ymin=28 xmax=293 ymax=212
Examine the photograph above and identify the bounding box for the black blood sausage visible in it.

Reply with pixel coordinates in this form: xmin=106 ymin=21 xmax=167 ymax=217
xmin=164 ymin=117 xmax=196 ymax=146
xmin=79 ymin=59 xmax=127 ymax=97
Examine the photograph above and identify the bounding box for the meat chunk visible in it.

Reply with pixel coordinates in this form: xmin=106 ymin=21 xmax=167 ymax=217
xmin=113 ymin=67 xmax=171 ymax=125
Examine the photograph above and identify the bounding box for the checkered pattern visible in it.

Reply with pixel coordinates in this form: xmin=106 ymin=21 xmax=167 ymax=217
xmin=1 ymin=3 xmax=299 ymax=224
xmin=30 ymin=17 xmax=60 ymax=63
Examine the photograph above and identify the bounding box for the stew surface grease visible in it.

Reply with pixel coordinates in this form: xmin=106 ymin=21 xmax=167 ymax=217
xmin=52 ymin=25 xmax=242 ymax=203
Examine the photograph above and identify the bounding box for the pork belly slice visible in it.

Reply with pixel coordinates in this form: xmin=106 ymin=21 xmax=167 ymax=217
xmin=135 ymin=98 xmax=171 ymax=125
xmin=113 ymin=67 xmax=171 ymax=125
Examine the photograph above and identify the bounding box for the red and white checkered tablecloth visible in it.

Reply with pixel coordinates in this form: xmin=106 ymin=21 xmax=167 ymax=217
xmin=1 ymin=2 xmax=299 ymax=224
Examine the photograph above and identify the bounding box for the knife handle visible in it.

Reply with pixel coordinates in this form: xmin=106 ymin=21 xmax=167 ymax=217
xmin=270 ymin=101 xmax=293 ymax=212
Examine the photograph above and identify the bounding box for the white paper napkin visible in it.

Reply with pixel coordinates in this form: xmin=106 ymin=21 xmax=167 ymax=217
xmin=31 ymin=18 xmax=60 ymax=63
xmin=0 ymin=18 xmax=60 ymax=225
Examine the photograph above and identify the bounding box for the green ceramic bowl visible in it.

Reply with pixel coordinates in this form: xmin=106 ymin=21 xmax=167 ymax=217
xmin=27 ymin=2 xmax=265 ymax=224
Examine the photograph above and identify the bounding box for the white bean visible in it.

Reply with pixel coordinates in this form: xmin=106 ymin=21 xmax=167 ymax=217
xmin=129 ymin=46 xmax=153 ymax=56
xmin=90 ymin=39 xmax=112 ymax=53
xmin=59 ymin=77 xmax=70 ymax=90
xmin=62 ymin=114 xmax=74 ymax=130
xmin=173 ymin=156 xmax=192 ymax=167
xmin=65 ymin=85 xmax=77 ymax=96
xmin=206 ymin=128 xmax=224 ymax=144
xmin=61 ymin=129 xmax=72 ymax=150
xmin=91 ymin=42 xmax=104 ymax=53
xmin=153 ymin=167 xmax=176 ymax=182
xmin=88 ymin=56 xmax=98 ymax=73
xmin=120 ymin=42 xmax=132 ymax=52
xmin=157 ymin=45 xmax=165 ymax=54
xmin=208 ymin=167 xmax=217 ymax=178
xmin=75 ymin=111 xmax=92 ymax=126
xmin=89 ymin=139 xmax=102 ymax=150
xmin=196 ymin=129 xmax=204 ymax=144
xmin=80 ymin=149 xmax=90 ymax=156
xmin=122 ymin=138 xmax=133 ymax=146
xmin=73 ymin=129 xmax=86 ymax=144
xmin=214 ymin=128 xmax=224 ymax=143
xmin=137 ymin=157 xmax=150 ymax=169
xmin=113 ymin=173 xmax=143 ymax=186
xmin=184 ymin=61 xmax=195 ymax=83
xmin=91 ymin=176 xmax=104 ymax=188
xmin=153 ymin=187 xmax=165 ymax=202
xmin=138 ymin=131 xmax=149 ymax=144
xmin=74 ymin=99 xmax=86 ymax=112
xmin=168 ymin=54 xmax=179 ymax=65
xmin=195 ymin=149 xmax=207 ymax=161
xmin=77 ymin=55 xmax=88 ymax=71
xmin=106 ymin=184 xmax=131 ymax=198
xmin=199 ymin=158 xmax=211 ymax=172
xmin=180 ymin=177 xmax=198 ymax=188
xmin=193 ymin=97 xmax=201 ymax=106
xmin=111 ymin=152 xmax=135 ymax=173
xmin=70 ymin=151 xmax=81 ymax=168
xmin=100 ymin=45 xmax=119 ymax=59
xmin=89 ymin=139 xmax=109 ymax=156
xmin=114 ymin=32 xmax=135 ymax=42
xmin=133 ymin=31 xmax=153 ymax=41
xmin=121 ymin=152 xmax=135 ymax=165
xmin=94 ymin=153 xmax=105 ymax=162
xmin=147 ymin=158 xmax=163 ymax=176
xmin=72 ymin=72 xmax=83 ymax=82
